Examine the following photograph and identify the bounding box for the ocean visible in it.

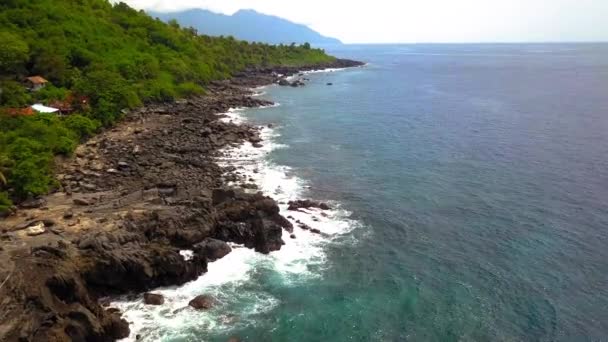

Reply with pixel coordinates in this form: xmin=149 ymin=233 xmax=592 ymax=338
xmin=115 ymin=43 xmax=608 ymax=341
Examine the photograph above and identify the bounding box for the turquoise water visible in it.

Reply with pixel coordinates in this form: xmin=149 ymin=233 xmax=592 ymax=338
xmin=118 ymin=44 xmax=608 ymax=341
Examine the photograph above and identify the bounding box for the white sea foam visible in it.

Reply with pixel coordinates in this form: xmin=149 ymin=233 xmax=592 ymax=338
xmin=282 ymin=67 xmax=349 ymax=82
xmin=113 ymin=94 xmax=360 ymax=341
xmin=179 ymin=250 xmax=193 ymax=261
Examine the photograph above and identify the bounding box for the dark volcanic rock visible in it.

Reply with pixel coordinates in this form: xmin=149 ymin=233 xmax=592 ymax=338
xmin=212 ymin=188 xmax=236 ymax=206
xmin=194 ymin=238 xmax=232 ymax=261
xmin=144 ymin=293 xmax=164 ymax=305
xmin=213 ymin=192 xmax=290 ymax=253
xmin=189 ymin=295 xmax=216 ymax=310
xmin=287 ymin=199 xmax=331 ymax=211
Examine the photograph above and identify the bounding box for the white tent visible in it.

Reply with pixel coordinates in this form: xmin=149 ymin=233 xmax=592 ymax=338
xmin=31 ymin=103 xmax=59 ymax=113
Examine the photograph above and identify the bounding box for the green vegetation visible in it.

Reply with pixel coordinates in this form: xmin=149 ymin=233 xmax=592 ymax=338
xmin=0 ymin=0 xmax=335 ymax=208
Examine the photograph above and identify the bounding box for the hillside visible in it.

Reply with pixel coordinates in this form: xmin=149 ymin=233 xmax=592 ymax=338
xmin=149 ymin=9 xmax=342 ymax=45
xmin=0 ymin=0 xmax=336 ymax=209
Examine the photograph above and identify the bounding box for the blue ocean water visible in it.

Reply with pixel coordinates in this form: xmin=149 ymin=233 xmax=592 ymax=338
xmin=118 ymin=44 xmax=608 ymax=341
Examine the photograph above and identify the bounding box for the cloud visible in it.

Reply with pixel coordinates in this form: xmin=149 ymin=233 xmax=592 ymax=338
xmin=121 ymin=0 xmax=608 ymax=43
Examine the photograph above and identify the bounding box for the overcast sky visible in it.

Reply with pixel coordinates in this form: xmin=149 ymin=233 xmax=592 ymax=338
xmin=122 ymin=0 xmax=608 ymax=43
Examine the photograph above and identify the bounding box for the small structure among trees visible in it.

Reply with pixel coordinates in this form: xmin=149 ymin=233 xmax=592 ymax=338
xmin=25 ymin=76 xmax=48 ymax=91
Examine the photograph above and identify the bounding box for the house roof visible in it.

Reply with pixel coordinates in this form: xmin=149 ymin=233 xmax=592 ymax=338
xmin=32 ymin=103 xmax=59 ymax=113
xmin=4 ymin=107 xmax=35 ymax=116
xmin=26 ymin=76 xmax=48 ymax=85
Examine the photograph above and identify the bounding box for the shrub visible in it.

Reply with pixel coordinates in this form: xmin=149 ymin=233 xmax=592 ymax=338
xmin=0 ymin=191 xmax=12 ymax=214
xmin=176 ymin=82 xmax=204 ymax=97
xmin=64 ymin=114 xmax=100 ymax=139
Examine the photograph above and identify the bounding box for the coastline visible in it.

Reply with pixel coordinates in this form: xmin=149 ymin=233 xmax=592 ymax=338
xmin=114 ymin=73 xmax=364 ymax=340
xmin=0 ymin=59 xmax=363 ymax=341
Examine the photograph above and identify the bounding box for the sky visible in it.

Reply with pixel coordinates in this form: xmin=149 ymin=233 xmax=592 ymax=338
xmin=122 ymin=0 xmax=608 ymax=43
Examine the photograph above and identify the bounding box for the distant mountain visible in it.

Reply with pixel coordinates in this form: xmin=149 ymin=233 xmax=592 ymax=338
xmin=149 ymin=9 xmax=342 ymax=45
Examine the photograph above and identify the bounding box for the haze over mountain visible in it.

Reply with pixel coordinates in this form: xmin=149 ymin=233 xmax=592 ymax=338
xmin=149 ymin=9 xmax=342 ymax=45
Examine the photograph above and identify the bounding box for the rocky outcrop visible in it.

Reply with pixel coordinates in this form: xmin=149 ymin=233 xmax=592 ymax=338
xmin=0 ymin=242 xmax=131 ymax=341
xmin=287 ymin=199 xmax=331 ymax=211
xmin=278 ymin=78 xmax=306 ymax=87
xmin=213 ymin=190 xmax=291 ymax=253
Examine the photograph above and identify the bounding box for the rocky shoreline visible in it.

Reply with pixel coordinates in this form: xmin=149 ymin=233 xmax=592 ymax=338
xmin=0 ymin=59 xmax=363 ymax=341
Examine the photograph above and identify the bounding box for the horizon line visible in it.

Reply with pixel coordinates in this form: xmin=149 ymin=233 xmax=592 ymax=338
xmin=323 ymin=41 xmax=608 ymax=45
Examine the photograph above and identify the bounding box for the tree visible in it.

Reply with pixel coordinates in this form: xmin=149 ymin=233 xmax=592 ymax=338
xmin=0 ymin=31 xmax=29 ymax=75
xmin=0 ymin=80 xmax=31 ymax=107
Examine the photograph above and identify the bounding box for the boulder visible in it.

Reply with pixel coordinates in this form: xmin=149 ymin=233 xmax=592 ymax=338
xmin=81 ymin=183 xmax=97 ymax=191
xmin=106 ymin=311 xmax=131 ymax=339
xmin=26 ymin=222 xmax=46 ymax=236
xmin=20 ymin=197 xmax=46 ymax=209
xmin=249 ymin=136 xmax=262 ymax=144
xmin=73 ymin=198 xmax=91 ymax=206
xmin=63 ymin=209 xmax=74 ymax=220
xmin=189 ymin=295 xmax=215 ymax=310
xmin=143 ymin=293 xmax=164 ymax=305
xmin=194 ymin=238 xmax=232 ymax=261
xmin=290 ymin=80 xmax=305 ymax=87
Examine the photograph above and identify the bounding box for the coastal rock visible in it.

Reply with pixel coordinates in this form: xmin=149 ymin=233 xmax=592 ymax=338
xmin=213 ymin=192 xmax=289 ymax=253
xmin=287 ymin=199 xmax=331 ymax=211
xmin=189 ymin=295 xmax=216 ymax=310
xmin=143 ymin=293 xmax=165 ymax=305
xmin=194 ymin=238 xmax=232 ymax=261
xmin=290 ymin=80 xmax=306 ymax=87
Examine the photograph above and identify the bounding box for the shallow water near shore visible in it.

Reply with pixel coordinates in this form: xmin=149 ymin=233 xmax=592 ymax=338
xmin=116 ymin=43 xmax=608 ymax=341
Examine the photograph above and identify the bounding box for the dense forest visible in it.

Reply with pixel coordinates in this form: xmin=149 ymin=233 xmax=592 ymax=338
xmin=0 ymin=0 xmax=335 ymax=211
